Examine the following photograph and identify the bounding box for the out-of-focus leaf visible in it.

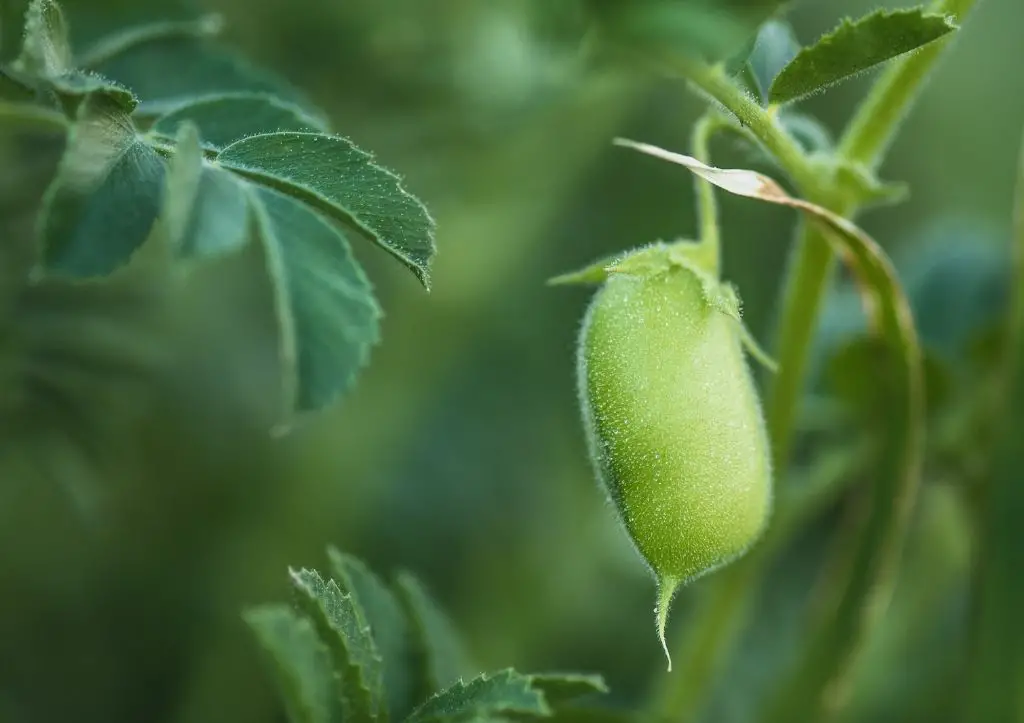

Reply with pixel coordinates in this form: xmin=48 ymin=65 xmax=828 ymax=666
xmin=962 ymin=126 xmax=1024 ymax=723
xmin=13 ymin=0 xmax=71 ymax=76
xmin=219 ymin=132 xmax=435 ymax=288
xmin=328 ymin=548 xmax=414 ymax=721
xmin=247 ymin=183 xmax=380 ymax=418
xmin=40 ymin=92 xmax=166 ymax=277
xmin=405 ymin=669 xmax=549 ymax=723
xmin=585 ymin=0 xmax=791 ymax=63
xmin=86 ymin=33 xmax=314 ymax=116
xmin=613 ymin=137 xmax=924 ymax=723
xmin=74 ymin=13 xmax=223 ymax=68
xmin=161 ymin=120 xmax=250 ymax=259
xmin=243 ymin=605 xmax=336 ymax=723
xmin=151 ymin=92 xmax=325 ymax=150
xmin=289 ymin=567 xmax=385 ymax=722
xmin=746 ymin=19 xmax=800 ymax=104
xmin=780 ymin=111 xmax=833 ymax=154
xmin=769 ymin=9 xmax=956 ymax=104
xmin=395 ymin=572 xmax=471 ymax=701
xmin=45 ymin=70 xmax=137 ymax=116
xmin=824 ymin=336 xmax=951 ymax=420
xmin=526 ymin=673 xmax=608 ymax=707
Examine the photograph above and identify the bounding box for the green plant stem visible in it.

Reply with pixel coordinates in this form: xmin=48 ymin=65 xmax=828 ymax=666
xmin=664 ymin=57 xmax=820 ymax=195
xmin=649 ymin=0 xmax=982 ymax=717
xmin=838 ymin=0 xmax=982 ymax=170
xmin=690 ymin=113 xmax=723 ymax=274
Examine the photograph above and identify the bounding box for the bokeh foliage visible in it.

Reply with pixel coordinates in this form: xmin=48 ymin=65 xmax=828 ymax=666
xmin=1 ymin=1 xmax=1022 ymax=722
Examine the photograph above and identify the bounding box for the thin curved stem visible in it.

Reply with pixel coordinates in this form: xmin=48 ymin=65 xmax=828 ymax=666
xmin=690 ymin=113 xmax=724 ymax=275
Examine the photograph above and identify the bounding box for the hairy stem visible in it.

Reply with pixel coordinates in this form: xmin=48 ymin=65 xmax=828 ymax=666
xmin=649 ymin=0 xmax=982 ymax=717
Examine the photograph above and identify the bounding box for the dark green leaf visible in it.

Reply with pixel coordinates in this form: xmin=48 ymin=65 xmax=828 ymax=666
xmin=86 ymin=32 xmax=316 ymax=117
xmin=769 ymin=9 xmax=956 ymax=104
xmin=40 ymin=92 xmax=166 ymax=277
xmin=152 ymin=93 xmax=326 ymax=150
xmin=247 ymin=184 xmax=380 ymax=416
xmin=289 ymin=567 xmax=385 ymax=722
xmin=243 ymin=605 xmax=337 ymax=723
xmin=219 ymin=132 xmax=435 ymax=288
xmin=406 ymin=670 xmax=550 ymax=723
xmin=746 ymin=19 xmax=800 ymax=104
xmin=527 ymin=674 xmax=608 ymax=707
xmin=328 ymin=548 xmax=414 ymax=721
xmin=394 ymin=572 xmax=470 ymax=701
xmin=13 ymin=0 xmax=71 ymax=76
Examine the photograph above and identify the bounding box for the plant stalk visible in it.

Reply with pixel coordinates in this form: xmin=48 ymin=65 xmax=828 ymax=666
xmin=649 ymin=0 xmax=983 ymax=718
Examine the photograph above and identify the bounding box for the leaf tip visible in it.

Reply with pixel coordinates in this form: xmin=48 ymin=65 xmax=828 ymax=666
xmin=655 ymin=576 xmax=679 ymax=672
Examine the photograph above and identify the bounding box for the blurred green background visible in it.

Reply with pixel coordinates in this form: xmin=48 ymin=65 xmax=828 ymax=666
xmin=1 ymin=1 xmax=1022 ymax=722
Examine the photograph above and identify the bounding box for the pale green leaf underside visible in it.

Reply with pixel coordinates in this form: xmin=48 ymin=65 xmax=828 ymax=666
xmin=218 ymin=132 xmax=435 ymax=288
xmin=152 ymin=93 xmax=326 ymax=150
xmin=769 ymin=8 xmax=956 ymax=104
xmin=406 ymin=669 xmax=550 ymax=723
xmin=15 ymin=0 xmax=72 ymax=76
xmin=289 ymin=567 xmax=386 ymax=722
xmin=40 ymin=94 xmax=165 ymax=276
xmin=248 ymin=185 xmax=380 ymax=416
xmin=243 ymin=605 xmax=336 ymax=723
xmin=395 ymin=572 xmax=470 ymax=700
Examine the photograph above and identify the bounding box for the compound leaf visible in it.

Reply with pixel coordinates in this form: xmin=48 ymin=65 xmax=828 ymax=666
xmin=770 ymin=8 xmax=956 ymax=104
xmin=219 ymin=132 xmax=435 ymax=288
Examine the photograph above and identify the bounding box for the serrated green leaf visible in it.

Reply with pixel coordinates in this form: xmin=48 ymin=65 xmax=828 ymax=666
xmin=746 ymin=19 xmax=800 ymax=104
xmin=152 ymin=93 xmax=326 ymax=150
xmin=289 ymin=568 xmax=386 ymax=723
xmin=394 ymin=572 xmax=471 ymax=702
xmin=247 ymin=184 xmax=380 ymax=417
xmin=406 ymin=670 xmax=550 ymax=723
xmin=86 ymin=32 xmax=316 ymax=117
xmin=219 ymin=132 xmax=435 ymax=288
xmin=14 ymin=0 xmax=71 ymax=76
xmin=526 ymin=674 xmax=608 ymax=707
xmin=40 ymin=92 xmax=166 ymax=277
xmin=769 ymin=9 xmax=956 ymax=104
xmin=329 ymin=548 xmax=414 ymax=721
xmin=243 ymin=605 xmax=338 ymax=723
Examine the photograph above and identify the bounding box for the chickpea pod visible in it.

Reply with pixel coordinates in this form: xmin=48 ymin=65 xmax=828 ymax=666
xmin=575 ymin=243 xmax=773 ymax=669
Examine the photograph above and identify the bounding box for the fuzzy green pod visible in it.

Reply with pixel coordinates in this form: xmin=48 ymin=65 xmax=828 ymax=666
xmin=576 ymin=245 xmax=772 ymax=668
